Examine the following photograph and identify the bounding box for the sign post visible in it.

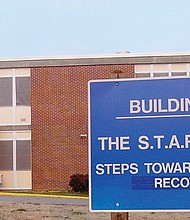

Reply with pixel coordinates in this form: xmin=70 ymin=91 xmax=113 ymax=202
xmin=89 ymin=77 xmax=190 ymax=212
xmin=111 ymin=212 xmax=128 ymax=220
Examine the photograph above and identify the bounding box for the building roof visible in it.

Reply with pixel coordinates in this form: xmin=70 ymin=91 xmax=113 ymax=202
xmin=0 ymin=52 xmax=190 ymax=69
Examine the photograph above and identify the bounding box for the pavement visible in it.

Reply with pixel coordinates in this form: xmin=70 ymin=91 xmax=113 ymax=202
xmin=0 ymin=192 xmax=89 ymax=206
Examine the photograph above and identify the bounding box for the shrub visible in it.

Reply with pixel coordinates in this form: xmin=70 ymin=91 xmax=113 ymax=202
xmin=69 ymin=174 xmax=89 ymax=192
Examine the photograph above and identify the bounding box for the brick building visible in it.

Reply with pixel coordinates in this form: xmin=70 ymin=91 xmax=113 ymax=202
xmin=0 ymin=53 xmax=190 ymax=191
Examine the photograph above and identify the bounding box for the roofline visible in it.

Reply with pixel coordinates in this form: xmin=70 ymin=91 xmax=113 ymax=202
xmin=0 ymin=52 xmax=190 ymax=68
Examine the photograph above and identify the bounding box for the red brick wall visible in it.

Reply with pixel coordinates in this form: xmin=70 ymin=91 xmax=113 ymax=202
xmin=31 ymin=64 xmax=134 ymax=191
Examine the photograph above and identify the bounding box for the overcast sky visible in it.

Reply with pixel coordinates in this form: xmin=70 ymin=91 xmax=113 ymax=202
xmin=0 ymin=0 xmax=190 ymax=58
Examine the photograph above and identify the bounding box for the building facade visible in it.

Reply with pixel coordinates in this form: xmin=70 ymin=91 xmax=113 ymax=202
xmin=0 ymin=53 xmax=190 ymax=191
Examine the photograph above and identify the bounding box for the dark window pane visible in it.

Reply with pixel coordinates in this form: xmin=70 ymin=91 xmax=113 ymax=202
xmin=0 ymin=78 xmax=12 ymax=106
xmin=16 ymin=140 xmax=31 ymax=170
xmin=0 ymin=141 xmax=13 ymax=170
xmin=16 ymin=77 xmax=31 ymax=106
xmin=171 ymin=72 xmax=187 ymax=76
xmin=153 ymin=72 xmax=169 ymax=77
xmin=135 ymin=73 xmax=150 ymax=78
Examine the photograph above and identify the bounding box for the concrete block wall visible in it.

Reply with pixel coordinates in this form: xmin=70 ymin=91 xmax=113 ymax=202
xmin=31 ymin=64 xmax=134 ymax=191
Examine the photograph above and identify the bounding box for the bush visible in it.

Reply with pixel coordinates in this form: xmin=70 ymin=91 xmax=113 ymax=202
xmin=69 ymin=174 xmax=89 ymax=192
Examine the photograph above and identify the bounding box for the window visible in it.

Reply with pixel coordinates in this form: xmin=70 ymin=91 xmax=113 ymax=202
xmin=153 ymin=73 xmax=169 ymax=77
xmin=0 ymin=141 xmax=13 ymax=170
xmin=171 ymin=72 xmax=187 ymax=77
xmin=16 ymin=77 xmax=31 ymax=106
xmin=135 ymin=73 xmax=150 ymax=78
xmin=0 ymin=78 xmax=12 ymax=107
xmin=135 ymin=64 xmax=190 ymax=78
xmin=0 ymin=75 xmax=31 ymax=107
xmin=16 ymin=140 xmax=31 ymax=170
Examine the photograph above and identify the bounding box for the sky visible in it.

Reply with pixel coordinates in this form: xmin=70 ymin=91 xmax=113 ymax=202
xmin=0 ymin=0 xmax=190 ymax=58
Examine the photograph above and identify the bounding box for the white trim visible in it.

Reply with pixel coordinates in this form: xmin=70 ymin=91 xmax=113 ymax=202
xmin=151 ymin=70 xmax=169 ymax=73
xmin=12 ymin=69 xmax=16 ymax=125
xmin=15 ymin=123 xmax=31 ymax=126
xmin=0 ymin=174 xmax=2 ymax=184
xmin=0 ymin=70 xmax=30 ymax=78
xmin=0 ymin=187 xmax=32 ymax=190
xmin=0 ymin=131 xmax=31 ymax=140
xmin=0 ymin=130 xmax=30 ymax=133
xmin=15 ymin=74 xmax=31 ymax=77
xmin=90 ymin=209 xmax=190 ymax=213
xmin=135 ymin=70 xmax=151 ymax=73
xmin=0 ymin=123 xmax=31 ymax=126
xmin=0 ymin=75 xmax=13 ymax=78
xmin=13 ymin=132 xmax=17 ymax=188
xmin=187 ymin=64 xmax=190 ymax=76
xmin=0 ymin=76 xmax=31 ymax=79
xmin=0 ymin=138 xmax=13 ymax=141
xmin=116 ymin=114 xmax=190 ymax=120
xmin=15 ymin=137 xmax=31 ymax=141
xmin=89 ymin=75 xmax=190 ymax=84
xmin=171 ymin=70 xmax=188 ymax=73
xmin=88 ymin=80 xmax=92 ymax=212
xmin=150 ymin=65 xmax=154 ymax=77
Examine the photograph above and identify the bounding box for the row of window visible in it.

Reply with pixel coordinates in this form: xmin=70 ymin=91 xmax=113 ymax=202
xmin=135 ymin=72 xmax=188 ymax=78
xmin=135 ymin=64 xmax=190 ymax=78
xmin=0 ymin=140 xmax=31 ymax=171
xmin=0 ymin=77 xmax=30 ymax=107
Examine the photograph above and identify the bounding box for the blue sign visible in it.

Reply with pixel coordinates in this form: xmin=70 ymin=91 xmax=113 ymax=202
xmin=89 ymin=77 xmax=190 ymax=211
